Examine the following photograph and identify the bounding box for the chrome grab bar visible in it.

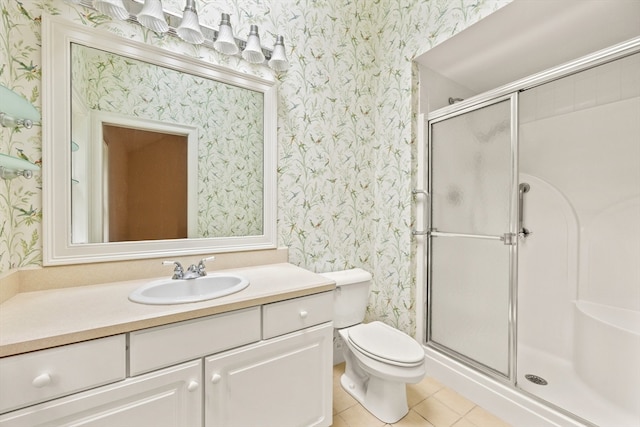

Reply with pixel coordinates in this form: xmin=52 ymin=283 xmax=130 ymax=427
xmin=412 ymin=189 xmax=430 ymax=236
xmin=430 ymin=231 xmax=503 ymax=241
xmin=519 ymin=183 xmax=532 ymax=239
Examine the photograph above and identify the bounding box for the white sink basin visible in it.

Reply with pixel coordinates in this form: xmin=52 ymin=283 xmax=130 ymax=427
xmin=129 ymin=274 xmax=250 ymax=305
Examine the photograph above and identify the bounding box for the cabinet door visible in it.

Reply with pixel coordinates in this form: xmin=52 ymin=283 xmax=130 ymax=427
xmin=205 ymin=323 xmax=333 ymax=427
xmin=0 ymin=360 xmax=202 ymax=427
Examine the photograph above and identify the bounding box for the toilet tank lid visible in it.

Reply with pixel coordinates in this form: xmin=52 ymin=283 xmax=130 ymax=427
xmin=318 ymin=268 xmax=372 ymax=286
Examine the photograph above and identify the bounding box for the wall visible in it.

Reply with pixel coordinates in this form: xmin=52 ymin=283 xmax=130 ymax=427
xmin=0 ymin=0 xmax=510 ymax=335
xmin=519 ymin=53 xmax=640 ymax=312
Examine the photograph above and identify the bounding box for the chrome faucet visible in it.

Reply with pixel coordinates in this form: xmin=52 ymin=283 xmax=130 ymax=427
xmin=162 ymin=261 xmax=185 ymax=279
xmin=163 ymin=256 xmax=215 ymax=280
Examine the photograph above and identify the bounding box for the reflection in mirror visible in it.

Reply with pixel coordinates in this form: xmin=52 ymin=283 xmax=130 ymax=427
xmin=102 ymin=125 xmax=189 ymax=243
xmin=70 ymin=43 xmax=264 ymax=244
xmin=43 ymin=15 xmax=277 ymax=265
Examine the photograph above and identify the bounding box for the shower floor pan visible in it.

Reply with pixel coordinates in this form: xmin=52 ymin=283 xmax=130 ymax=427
xmin=517 ymin=345 xmax=638 ymax=427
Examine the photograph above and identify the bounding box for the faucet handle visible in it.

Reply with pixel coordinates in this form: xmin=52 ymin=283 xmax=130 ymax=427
xmin=197 ymin=256 xmax=215 ymax=275
xmin=163 ymin=260 xmax=184 ymax=279
xmin=199 ymin=256 xmax=215 ymax=265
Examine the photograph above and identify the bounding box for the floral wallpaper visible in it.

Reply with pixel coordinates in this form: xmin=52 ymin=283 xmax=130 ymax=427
xmin=0 ymin=0 xmax=510 ymax=335
xmin=71 ymin=44 xmax=264 ymax=238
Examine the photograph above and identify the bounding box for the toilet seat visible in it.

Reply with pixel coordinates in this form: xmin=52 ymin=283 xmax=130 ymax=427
xmin=347 ymin=321 xmax=424 ymax=367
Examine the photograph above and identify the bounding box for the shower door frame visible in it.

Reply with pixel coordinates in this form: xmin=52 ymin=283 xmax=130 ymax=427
xmin=416 ymin=34 xmax=640 ymax=404
xmin=424 ymin=93 xmax=520 ymax=383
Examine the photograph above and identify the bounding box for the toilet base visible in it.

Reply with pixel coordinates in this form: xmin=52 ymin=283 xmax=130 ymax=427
xmin=340 ymin=372 xmax=409 ymax=423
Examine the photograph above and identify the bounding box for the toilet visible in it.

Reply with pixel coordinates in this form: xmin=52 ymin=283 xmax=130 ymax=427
xmin=320 ymin=268 xmax=426 ymax=424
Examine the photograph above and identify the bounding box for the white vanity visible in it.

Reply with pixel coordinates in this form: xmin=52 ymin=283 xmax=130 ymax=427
xmin=0 ymin=263 xmax=335 ymax=427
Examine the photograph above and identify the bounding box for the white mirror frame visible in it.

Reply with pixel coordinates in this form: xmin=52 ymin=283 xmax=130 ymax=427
xmin=42 ymin=15 xmax=277 ymax=265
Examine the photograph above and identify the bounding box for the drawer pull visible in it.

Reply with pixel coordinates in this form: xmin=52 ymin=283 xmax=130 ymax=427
xmin=211 ymin=373 xmax=222 ymax=384
xmin=187 ymin=380 xmax=199 ymax=392
xmin=32 ymin=373 xmax=52 ymax=388
xmin=299 ymin=310 xmax=308 ymax=319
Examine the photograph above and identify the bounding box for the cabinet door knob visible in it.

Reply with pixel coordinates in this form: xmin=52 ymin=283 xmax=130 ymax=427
xmin=32 ymin=373 xmax=52 ymax=388
xmin=187 ymin=380 xmax=199 ymax=392
xmin=299 ymin=310 xmax=308 ymax=319
xmin=211 ymin=373 xmax=222 ymax=384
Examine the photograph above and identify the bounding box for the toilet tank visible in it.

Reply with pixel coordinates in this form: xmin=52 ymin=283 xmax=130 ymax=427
xmin=320 ymin=268 xmax=372 ymax=328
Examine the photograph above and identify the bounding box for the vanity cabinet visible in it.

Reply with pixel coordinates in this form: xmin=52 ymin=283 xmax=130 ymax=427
xmin=0 ymin=291 xmax=334 ymax=427
xmin=129 ymin=307 xmax=261 ymax=376
xmin=0 ymin=360 xmax=202 ymax=427
xmin=0 ymin=335 xmax=126 ymax=414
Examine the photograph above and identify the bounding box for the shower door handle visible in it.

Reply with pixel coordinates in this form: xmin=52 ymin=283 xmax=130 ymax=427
xmin=412 ymin=189 xmax=430 ymax=236
xmin=519 ymin=183 xmax=532 ymax=238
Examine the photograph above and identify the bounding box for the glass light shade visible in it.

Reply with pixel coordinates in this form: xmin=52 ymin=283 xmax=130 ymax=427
xmin=137 ymin=0 xmax=169 ymax=34
xmin=94 ymin=0 xmax=129 ymax=20
xmin=213 ymin=13 xmax=239 ymax=55
xmin=242 ymin=25 xmax=265 ymax=64
xmin=268 ymin=35 xmax=289 ymax=72
xmin=176 ymin=0 xmax=204 ymax=44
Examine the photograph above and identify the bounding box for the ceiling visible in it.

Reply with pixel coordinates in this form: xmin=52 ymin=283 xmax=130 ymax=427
xmin=415 ymin=0 xmax=640 ymax=94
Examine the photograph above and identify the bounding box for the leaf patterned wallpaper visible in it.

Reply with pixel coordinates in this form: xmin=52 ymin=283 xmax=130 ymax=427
xmin=0 ymin=0 xmax=510 ymax=334
xmin=71 ymin=44 xmax=264 ymax=238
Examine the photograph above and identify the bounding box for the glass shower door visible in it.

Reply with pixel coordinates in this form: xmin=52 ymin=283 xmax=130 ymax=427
xmin=427 ymin=96 xmax=517 ymax=378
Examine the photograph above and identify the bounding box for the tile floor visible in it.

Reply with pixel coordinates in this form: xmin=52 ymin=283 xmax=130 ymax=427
xmin=331 ymin=363 xmax=512 ymax=427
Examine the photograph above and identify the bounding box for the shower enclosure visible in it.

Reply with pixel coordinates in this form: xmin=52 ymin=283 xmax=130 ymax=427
xmin=421 ymin=42 xmax=640 ymax=426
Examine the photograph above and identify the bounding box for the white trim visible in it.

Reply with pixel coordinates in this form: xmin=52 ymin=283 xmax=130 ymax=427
xmin=42 ymin=15 xmax=278 ymax=265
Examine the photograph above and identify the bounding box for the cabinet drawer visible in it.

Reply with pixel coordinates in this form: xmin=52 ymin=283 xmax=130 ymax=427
xmin=262 ymin=291 xmax=333 ymax=339
xmin=0 ymin=360 xmax=202 ymax=427
xmin=129 ymin=307 xmax=261 ymax=375
xmin=0 ymin=335 xmax=125 ymax=414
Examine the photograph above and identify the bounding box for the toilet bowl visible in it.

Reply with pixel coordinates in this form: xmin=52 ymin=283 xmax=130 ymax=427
xmin=320 ymin=269 xmax=426 ymax=423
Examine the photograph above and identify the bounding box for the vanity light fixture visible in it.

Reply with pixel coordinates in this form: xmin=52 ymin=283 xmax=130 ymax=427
xmin=213 ymin=13 xmax=239 ymax=55
xmin=242 ymin=25 xmax=266 ymax=64
xmin=94 ymin=0 xmax=129 ymax=20
xmin=69 ymin=0 xmax=290 ymax=71
xmin=137 ymin=0 xmax=169 ymax=34
xmin=176 ymin=0 xmax=204 ymax=44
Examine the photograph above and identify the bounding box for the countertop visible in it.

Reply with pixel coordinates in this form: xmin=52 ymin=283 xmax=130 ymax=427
xmin=0 ymin=263 xmax=335 ymax=358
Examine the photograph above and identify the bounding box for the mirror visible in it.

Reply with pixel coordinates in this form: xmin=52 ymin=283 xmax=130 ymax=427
xmin=42 ymin=15 xmax=277 ymax=265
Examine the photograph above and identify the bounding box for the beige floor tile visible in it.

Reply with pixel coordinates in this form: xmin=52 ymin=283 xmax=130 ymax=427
xmin=333 ymin=382 xmax=358 ymax=414
xmin=433 ymin=388 xmax=475 ymax=415
xmin=333 ymin=363 xmax=358 ymax=414
xmin=332 ymin=362 xmax=509 ymax=427
xmin=452 ymin=418 xmax=476 ymax=427
xmin=331 ymin=413 xmax=350 ymax=427
xmin=464 ymin=406 xmax=510 ymax=427
xmin=339 ymin=404 xmax=386 ymax=427
xmin=391 ymin=409 xmax=435 ymax=427
xmin=407 ymin=376 xmax=445 ymax=407
xmin=413 ymin=396 xmax=461 ymax=427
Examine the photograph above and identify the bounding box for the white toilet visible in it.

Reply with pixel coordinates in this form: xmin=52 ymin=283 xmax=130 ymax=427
xmin=321 ymin=268 xmax=426 ymax=424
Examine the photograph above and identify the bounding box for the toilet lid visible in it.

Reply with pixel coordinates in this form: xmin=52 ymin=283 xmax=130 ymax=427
xmin=347 ymin=321 xmax=424 ymax=365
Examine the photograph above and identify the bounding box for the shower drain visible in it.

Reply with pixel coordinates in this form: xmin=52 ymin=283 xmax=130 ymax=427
xmin=525 ymin=374 xmax=548 ymax=385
